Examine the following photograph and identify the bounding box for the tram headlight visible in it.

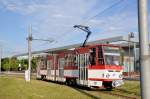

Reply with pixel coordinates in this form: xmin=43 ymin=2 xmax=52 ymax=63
xmin=119 ymin=74 xmax=123 ymax=78
xmin=106 ymin=74 xmax=110 ymax=78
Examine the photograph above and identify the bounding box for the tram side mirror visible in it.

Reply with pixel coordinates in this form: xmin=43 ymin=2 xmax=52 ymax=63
xmin=65 ymin=55 xmax=68 ymax=59
xmin=89 ymin=50 xmax=92 ymax=66
xmin=89 ymin=57 xmax=91 ymax=65
xmin=89 ymin=55 xmax=93 ymax=66
xmin=74 ymin=57 xmax=77 ymax=66
xmin=89 ymin=48 xmax=96 ymax=66
xmin=74 ymin=57 xmax=76 ymax=61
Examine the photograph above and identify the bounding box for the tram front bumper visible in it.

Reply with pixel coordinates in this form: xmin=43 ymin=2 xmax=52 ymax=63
xmin=88 ymin=80 xmax=103 ymax=87
xmin=112 ymin=80 xmax=124 ymax=87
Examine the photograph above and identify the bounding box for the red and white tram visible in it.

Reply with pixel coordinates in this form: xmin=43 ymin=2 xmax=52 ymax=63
xmin=37 ymin=44 xmax=124 ymax=89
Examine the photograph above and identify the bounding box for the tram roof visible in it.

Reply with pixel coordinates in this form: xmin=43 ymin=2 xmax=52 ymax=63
xmin=13 ymin=36 xmax=138 ymax=57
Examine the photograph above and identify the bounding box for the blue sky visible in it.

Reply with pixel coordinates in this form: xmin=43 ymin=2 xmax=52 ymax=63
xmin=0 ymin=0 xmax=149 ymax=57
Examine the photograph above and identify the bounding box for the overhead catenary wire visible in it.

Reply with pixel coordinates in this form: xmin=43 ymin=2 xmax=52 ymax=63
xmin=80 ymin=0 xmax=125 ymax=25
xmin=33 ymin=0 xmax=126 ymax=45
xmin=2 ymin=1 xmax=127 ymax=58
xmin=57 ymin=0 xmax=126 ymax=43
xmin=30 ymin=0 xmax=127 ymax=50
xmin=32 ymin=39 xmax=57 ymax=51
xmin=59 ymin=0 xmax=126 ymax=44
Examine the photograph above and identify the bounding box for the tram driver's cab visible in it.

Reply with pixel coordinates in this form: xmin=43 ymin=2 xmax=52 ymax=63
xmin=88 ymin=45 xmax=124 ymax=88
xmin=89 ymin=45 xmax=123 ymax=67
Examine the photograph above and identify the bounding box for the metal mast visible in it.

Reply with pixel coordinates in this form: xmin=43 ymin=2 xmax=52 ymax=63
xmin=27 ymin=25 xmax=32 ymax=82
xmin=138 ymin=0 xmax=150 ymax=98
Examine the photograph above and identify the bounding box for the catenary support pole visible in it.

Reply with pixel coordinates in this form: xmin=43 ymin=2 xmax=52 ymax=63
xmin=28 ymin=25 xmax=32 ymax=82
xmin=133 ymin=43 xmax=136 ymax=72
xmin=128 ymin=34 xmax=131 ymax=78
xmin=128 ymin=32 xmax=134 ymax=78
xmin=138 ymin=0 xmax=150 ymax=99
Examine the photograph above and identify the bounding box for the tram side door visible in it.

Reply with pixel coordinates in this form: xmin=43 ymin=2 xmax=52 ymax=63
xmin=47 ymin=59 xmax=53 ymax=79
xmin=59 ymin=58 xmax=65 ymax=80
xmin=36 ymin=58 xmax=41 ymax=78
xmin=78 ymin=53 xmax=89 ymax=85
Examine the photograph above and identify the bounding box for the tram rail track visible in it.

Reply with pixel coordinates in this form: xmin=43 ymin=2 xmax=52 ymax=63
xmin=100 ymin=91 xmax=138 ymax=99
xmin=71 ymin=86 xmax=139 ymax=99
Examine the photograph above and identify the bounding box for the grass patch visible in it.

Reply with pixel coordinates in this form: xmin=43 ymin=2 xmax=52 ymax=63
xmin=113 ymin=80 xmax=141 ymax=98
xmin=0 ymin=76 xmax=141 ymax=99
xmin=0 ymin=76 xmax=115 ymax=99
xmin=0 ymin=76 xmax=91 ymax=99
xmin=117 ymin=80 xmax=140 ymax=95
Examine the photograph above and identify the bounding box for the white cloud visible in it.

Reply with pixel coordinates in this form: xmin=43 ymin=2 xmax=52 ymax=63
xmin=0 ymin=0 xmax=95 ymax=52
xmin=0 ymin=0 xmax=51 ymax=15
xmin=0 ymin=0 xmax=141 ymax=54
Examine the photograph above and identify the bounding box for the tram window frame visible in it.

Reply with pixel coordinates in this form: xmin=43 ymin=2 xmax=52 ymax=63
xmin=89 ymin=48 xmax=96 ymax=65
xmin=47 ymin=60 xmax=52 ymax=69
xmin=40 ymin=57 xmax=47 ymax=70
xmin=64 ymin=54 xmax=68 ymax=66
xmin=98 ymin=46 xmax=104 ymax=65
xmin=59 ymin=58 xmax=65 ymax=69
xmin=65 ymin=53 xmax=76 ymax=66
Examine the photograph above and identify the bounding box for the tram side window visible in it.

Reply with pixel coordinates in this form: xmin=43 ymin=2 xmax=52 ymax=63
xmin=89 ymin=48 xmax=96 ymax=65
xmin=40 ymin=58 xmax=47 ymax=70
xmin=98 ymin=47 xmax=104 ymax=65
xmin=44 ymin=58 xmax=47 ymax=69
xmin=47 ymin=60 xmax=52 ymax=69
xmin=65 ymin=54 xmax=68 ymax=66
xmin=65 ymin=54 xmax=75 ymax=66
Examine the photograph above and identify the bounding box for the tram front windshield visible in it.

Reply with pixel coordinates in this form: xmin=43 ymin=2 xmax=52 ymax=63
xmin=103 ymin=46 xmax=121 ymax=66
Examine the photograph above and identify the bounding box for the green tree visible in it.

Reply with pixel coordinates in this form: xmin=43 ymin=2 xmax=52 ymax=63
xmin=19 ymin=59 xmax=28 ymax=70
xmin=10 ymin=57 xmax=19 ymax=71
xmin=2 ymin=57 xmax=38 ymax=71
xmin=31 ymin=57 xmax=38 ymax=71
xmin=2 ymin=58 xmax=10 ymax=71
xmin=2 ymin=57 xmax=20 ymax=71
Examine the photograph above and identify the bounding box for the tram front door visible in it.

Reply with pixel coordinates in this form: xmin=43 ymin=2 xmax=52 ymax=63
xmin=77 ymin=53 xmax=89 ymax=85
